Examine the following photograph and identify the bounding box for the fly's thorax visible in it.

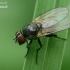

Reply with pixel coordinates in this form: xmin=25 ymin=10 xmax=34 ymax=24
xmin=22 ymin=24 xmax=41 ymax=39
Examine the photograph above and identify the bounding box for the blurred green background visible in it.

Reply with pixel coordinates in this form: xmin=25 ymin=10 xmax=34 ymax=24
xmin=0 ymin=0 xmax=70 ymax=70
xmin=0 ymin=0 xmax=36 ymax=70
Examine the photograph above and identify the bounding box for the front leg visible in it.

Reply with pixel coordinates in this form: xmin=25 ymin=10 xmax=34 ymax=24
xmin=25 ymin=39 xmax=32 ymax=57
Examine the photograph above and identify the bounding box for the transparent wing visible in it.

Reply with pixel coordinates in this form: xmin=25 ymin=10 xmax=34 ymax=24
xmin=37 ymin=18 xmax=70 ymax=37
xmin=32 ymin=7 xmax=68 ymax=28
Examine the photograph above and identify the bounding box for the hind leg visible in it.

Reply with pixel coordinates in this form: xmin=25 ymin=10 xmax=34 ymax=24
xmin=46 ymin=33 xmax=66 ymax=40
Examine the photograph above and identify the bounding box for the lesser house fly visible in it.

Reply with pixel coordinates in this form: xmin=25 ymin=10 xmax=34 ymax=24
xmin=13 ymin=7 xmax=70 ymax=64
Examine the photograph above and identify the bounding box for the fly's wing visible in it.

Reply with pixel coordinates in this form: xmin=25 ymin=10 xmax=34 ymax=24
xmin=37 ymin=18 xmax=70 ymax=37
xmin=32 ymin=7 xmax=68 ymax=28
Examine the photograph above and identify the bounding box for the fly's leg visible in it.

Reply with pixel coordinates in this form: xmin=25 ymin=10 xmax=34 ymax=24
xmin=25 ymin=39 xmax=32 ymax=57
xmin=46 ymin=33 xmax=66 ymax=40
xmin=36 ymin=38 xmax=42 ymax=64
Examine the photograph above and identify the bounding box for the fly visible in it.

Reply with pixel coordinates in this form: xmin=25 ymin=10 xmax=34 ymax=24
xmin=13 ymin=7 xmax=70 ymax=64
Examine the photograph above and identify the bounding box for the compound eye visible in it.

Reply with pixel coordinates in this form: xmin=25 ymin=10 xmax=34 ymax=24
xmin=18 ymin=35 xmax=25 ymax=45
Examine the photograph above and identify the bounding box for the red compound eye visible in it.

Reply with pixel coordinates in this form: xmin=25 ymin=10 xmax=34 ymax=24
xmin=17 ymin=35 xmax=25 ymax=45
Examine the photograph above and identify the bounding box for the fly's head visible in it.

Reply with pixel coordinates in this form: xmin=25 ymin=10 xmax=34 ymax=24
xmin=13 ymin=30 xmax=25 ymax=45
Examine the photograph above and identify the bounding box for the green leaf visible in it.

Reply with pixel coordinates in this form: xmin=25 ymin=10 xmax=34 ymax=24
xmin=23 ymin=0 xmax=70 ymax=70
